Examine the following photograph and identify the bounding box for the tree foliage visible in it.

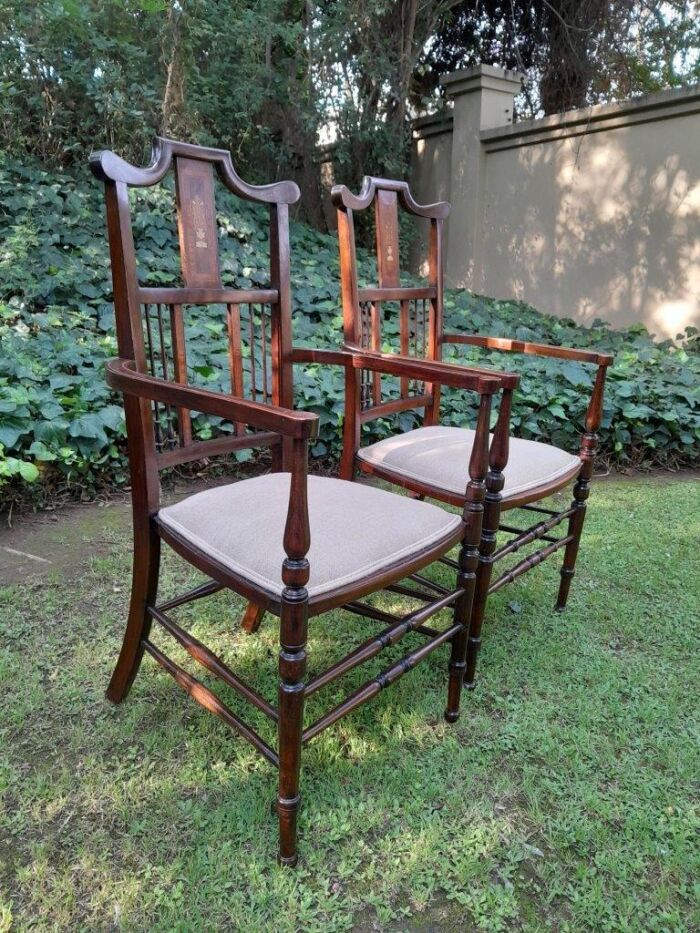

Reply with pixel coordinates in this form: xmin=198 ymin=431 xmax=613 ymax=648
xmin=419 ymin=1 xmax=700 ymax=117
xmin=1 ymin=1 xmax=698 ymax=224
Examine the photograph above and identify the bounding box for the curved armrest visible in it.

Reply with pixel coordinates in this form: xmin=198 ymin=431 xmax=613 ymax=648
xmin=106 ymin=358 xmax=318 ymax=439
xmin=291 ymin=347 xmax=353 ymax=367
xmin=348 ymin=349 xmax=509 ymax=394
xmin=444 ymin=333 xmax=613 ymax=367
xmin=291 ymin=346 xmax=519 ymax=393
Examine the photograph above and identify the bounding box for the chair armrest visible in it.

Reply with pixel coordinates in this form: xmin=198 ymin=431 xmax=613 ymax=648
xmin=106 ymin=358 xmax=319 ymax=439
xmin=443 ymin=334 xmax=613 ymax=367
xmin=291 ymin=347 xmax=354 ymax=367
xmin=347 ymin=348 xmax=516 ymax=394
xmin=292 ymin=346 xmax=518 ymax=394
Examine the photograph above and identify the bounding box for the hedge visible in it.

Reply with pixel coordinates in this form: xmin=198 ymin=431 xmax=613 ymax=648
xmin=1 ymin=156 xmax=699 ymax=503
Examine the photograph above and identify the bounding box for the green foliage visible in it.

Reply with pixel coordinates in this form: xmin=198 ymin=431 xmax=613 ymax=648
xmin=3 ymin=0 xmax=698 ymax=227
xmin=0 ymin=0 xmax=165 ymax=165
xmin=1 ymin=156 xmax=699 ymax=500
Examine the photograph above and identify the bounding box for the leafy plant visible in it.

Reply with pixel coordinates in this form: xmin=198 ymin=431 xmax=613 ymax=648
xmin=1 ymin=155 xmax=698 ymax=504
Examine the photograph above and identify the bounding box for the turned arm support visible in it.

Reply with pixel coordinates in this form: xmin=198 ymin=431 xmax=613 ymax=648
xmin=467 ymin=391 xmax=493 ymax=492
xmin=281 ymin=435 xmax=311 ymax=591
xmin=584 ymin=363 xmax=609 ymax=436
xmin=578 ymin=362 xmax=610 ymax=466
xmin=106 ymin=358 xmax=319 ymax=439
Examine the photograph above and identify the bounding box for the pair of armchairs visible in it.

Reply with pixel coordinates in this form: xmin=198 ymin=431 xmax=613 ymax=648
xmin=91 ymin=137 xmax=611 ymax=866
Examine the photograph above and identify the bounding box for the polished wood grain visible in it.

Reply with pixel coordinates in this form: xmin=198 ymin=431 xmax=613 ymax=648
xmin=327 ymin=174 xmax=613 ymax=689
xmin=174 ymin=156 xmax=221 ymax=288
xmin=148 ymin=605 xmax=278 ymax=721
xmin=444 ymin=333 xmax=614 ymax=367
xmin=142 ymin=637 xmax=279 ymax=765
xmin=138 ymin=286 xmax=279 ymax=305
xmin=105 ymin=358 xmax=317 ymax=438
xmin=358 ymin=286 xmax=436 ymax=301
xmin=92 ymin=140 xmax=498 ymax=867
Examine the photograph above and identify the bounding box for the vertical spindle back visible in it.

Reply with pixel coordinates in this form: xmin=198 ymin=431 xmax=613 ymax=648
xmin=90 ymin=137 xmax=300 ymax=468
xmin=331 ymin=178 xmax=449 ymax=424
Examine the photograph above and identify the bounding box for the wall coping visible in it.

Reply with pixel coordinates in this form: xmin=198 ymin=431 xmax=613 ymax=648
xmin=412 ymin=111 xmax=454 ymax=140
xmin=480 ymin=82 xmax=700 ymax=151
xmin=440 ymin=64 xmax=524 ymax=98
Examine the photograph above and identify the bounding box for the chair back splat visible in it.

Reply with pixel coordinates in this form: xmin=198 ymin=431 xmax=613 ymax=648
xmin=90 ymin=137 xmax=299 ymax=492
xmin=332 ymin=178 xmax=451 ymax=477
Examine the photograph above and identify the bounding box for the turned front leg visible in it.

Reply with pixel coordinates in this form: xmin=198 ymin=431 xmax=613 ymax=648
xmin=446 ymin=392 xmax=490 ymax=720
xmin=556 ymin=362 xmax=607 ymax=611
xmin=277 ymin=583 xmax=308 ymax=866
xmin=555 ymin=446 xmax=593 ymax=611
xmin=465 ymin=388 xmax=511 ymax=689
xmin=277 ymin=435 xmax=312 ymax=866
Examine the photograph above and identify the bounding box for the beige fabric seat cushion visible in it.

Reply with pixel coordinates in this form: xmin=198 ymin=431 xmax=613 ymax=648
xmin=357 ymin=426 xmax=580 ymax=501
xmin=158 ymin=473 xmax=461 ymax=600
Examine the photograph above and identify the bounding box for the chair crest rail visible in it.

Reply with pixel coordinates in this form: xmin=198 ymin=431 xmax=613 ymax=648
xmin=90 ymin=136 xmax=300 ymax=204
xmin=331 ymin=176 xmax=450 ymax=219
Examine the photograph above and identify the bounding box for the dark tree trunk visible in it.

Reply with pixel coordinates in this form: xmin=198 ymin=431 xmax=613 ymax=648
xmin=539 ymin=0 xmax=607 ymax=114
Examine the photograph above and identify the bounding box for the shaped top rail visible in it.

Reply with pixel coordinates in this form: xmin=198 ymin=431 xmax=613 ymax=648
xmin=89 ymin=136 xmax=300 ymax=205
xmin=331 ymin=176 xmax=450 ymax=219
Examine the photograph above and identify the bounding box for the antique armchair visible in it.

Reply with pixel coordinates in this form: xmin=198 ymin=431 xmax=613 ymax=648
xmin=330 ymin=177 xmax=613 ymax=688
xmin=90 ymin=137 xmax=510 ymax=866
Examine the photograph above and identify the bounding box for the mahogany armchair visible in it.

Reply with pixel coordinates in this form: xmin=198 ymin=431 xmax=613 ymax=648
xmin=330 ymin=176 xmax=613 ymax=688
xmin=90 ymin=138 xmax=510 ymax=866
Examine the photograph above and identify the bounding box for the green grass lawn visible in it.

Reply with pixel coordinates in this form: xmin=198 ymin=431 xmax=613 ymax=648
xmin=1 ymin=476 xmax=699 ymax=931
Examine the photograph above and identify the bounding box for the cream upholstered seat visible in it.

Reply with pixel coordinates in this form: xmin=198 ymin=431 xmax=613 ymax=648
xmin=158 ymin=473 xmax=462 ymax=600
xmin=357 ymin=426 xmax=581 ymax=504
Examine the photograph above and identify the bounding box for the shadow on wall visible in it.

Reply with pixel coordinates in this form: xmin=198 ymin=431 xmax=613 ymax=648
xmin=410 ymin=131 xmax=454 ymax=275
xmin=478 ymin=122 xmax=700 ymax=339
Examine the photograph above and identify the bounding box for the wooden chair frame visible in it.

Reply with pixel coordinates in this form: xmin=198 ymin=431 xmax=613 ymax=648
xmin=327 ymin=176 xmax=613 ymax=688
xmin=90 ymin=138 xmax=510 ymax=865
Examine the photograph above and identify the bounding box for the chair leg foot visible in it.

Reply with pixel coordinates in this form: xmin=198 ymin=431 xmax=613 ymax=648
xmin=277 ymin=583 xmax=307 ymax=871
xmin=445 ymin=656 xmax=467 ymax=722
xmin=463 ymin=633 xmax=482 ymax=689
xmin=277 ymin=795 xmax=301 ymax=868
xmin=277 ymin=853 xmax=299 ymax=868
xmin=555 ymin=567 xmax=575 ymax=612
xmin=107 ymin=531 xmax=160 ymax=704
xmin=241 ymin=601 xmax=265 ymax=634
